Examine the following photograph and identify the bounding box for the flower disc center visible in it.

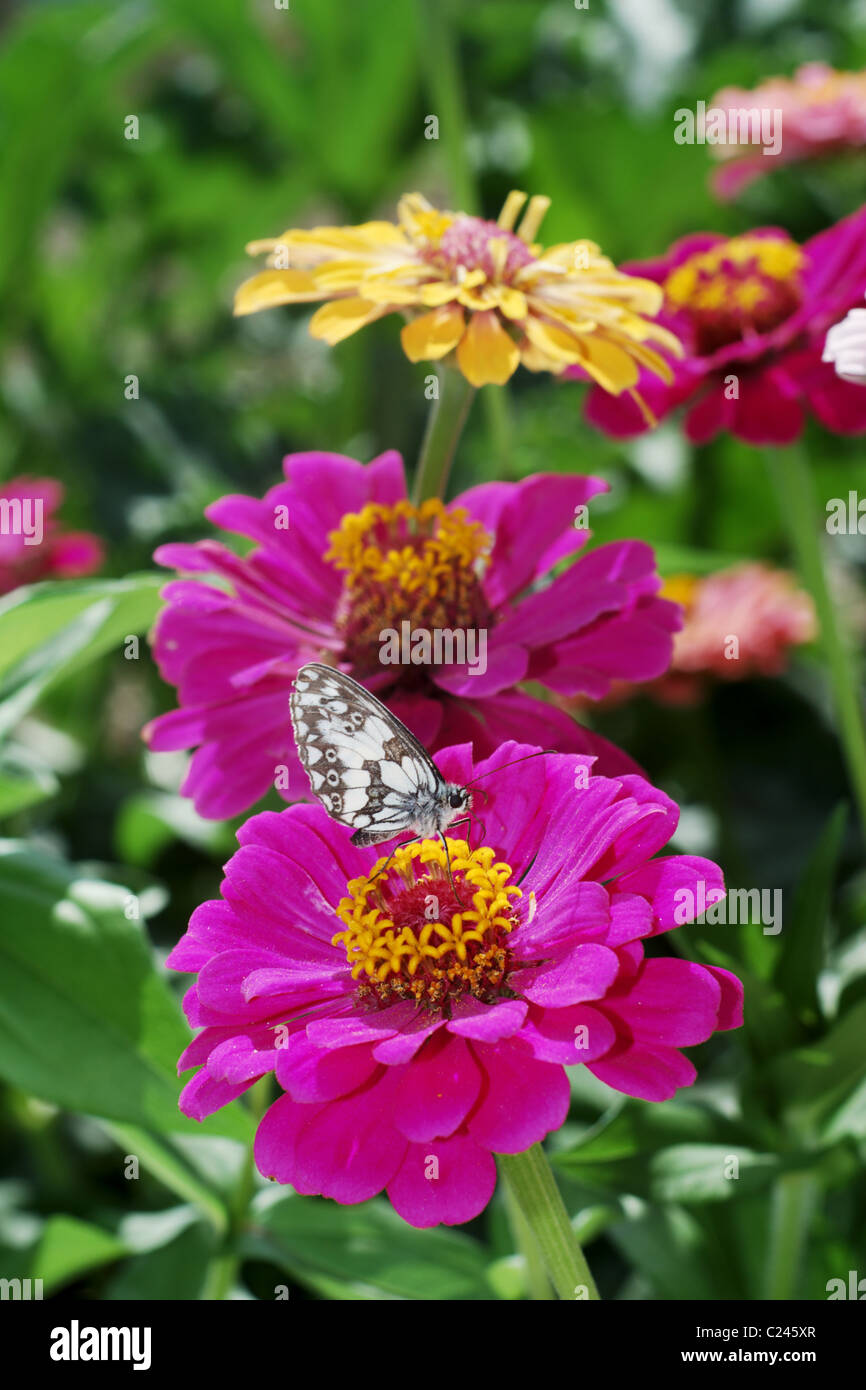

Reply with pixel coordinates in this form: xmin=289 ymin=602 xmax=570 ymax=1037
xmin=434 ymin=215 xmax=536 ymax=281
xmin=325 ymin=499 xmax=492 ymax=680
xmin=664 ymin=234 xmax=805 ymax=354
xmin=333 ymin=838 xmax=522 ymax=1010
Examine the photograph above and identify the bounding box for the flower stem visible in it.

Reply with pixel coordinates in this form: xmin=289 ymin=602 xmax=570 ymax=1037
xmin=503 ymin=1179 xmax=555 ymax=1300
xmin=418 ymin=0 xmax=476 ymax=214
xmin=766 ymin=447 xmax=866 ymax=842
xmin=412 ymin=366 xmax=475 ymax=504
xmin=497 ymin=1143 xmax=601 ymax=1301
xmin=763 ymin=1172 xmax=817 ymax=1300
xmin=202 ymin=1078 xmax=270 ymax=1300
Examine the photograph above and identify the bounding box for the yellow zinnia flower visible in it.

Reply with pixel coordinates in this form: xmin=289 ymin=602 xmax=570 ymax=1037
xmin=234 ymin=190 xmax=682 ymax=402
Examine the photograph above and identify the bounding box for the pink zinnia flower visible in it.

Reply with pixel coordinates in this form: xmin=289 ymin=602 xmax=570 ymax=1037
xmin=170 ymin=742 xmax=743 ymax=1227
xmin=650 ymin=566 xmax=817 ymax=704
xmin=144 ymin=451 xmax=679 ymax=819
xmin=0 ymin=476 xmax=103 ymax=596
xmin=709 ymin=64 xmax=866 ymax=200
xmin=577 ymin=207 xmax=866 ymax=445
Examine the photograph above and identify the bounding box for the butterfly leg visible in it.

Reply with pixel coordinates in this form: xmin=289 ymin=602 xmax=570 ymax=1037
xmin=366 ymin=834 xmax=421 ymax=887
xmin=439 ymin=831 xmax=468 ymax=908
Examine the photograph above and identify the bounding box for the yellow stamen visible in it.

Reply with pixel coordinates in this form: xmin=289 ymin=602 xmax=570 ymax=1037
xmin=497 ymin=189 xmax=529 ymax=232
xmin=325 ymin=499 xmax=491 ymax=603
xmin=333 ymin=838 xmax=523 ymax=1007
xmin=517 ymin=195 xmax=552 ymax=244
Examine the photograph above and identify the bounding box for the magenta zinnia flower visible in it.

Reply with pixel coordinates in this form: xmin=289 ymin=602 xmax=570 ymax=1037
xmin=577 ymin=207 xmax=866 ymax=445
xmin=170 ymin=742 xmax=743 ymax=1228
xmin=0 ymin=476 xmax=103 ymax=596
xmin=144 ymin=451 xmax=679 ymax=818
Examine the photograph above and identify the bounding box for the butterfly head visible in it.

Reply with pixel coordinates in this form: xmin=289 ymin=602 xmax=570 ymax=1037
xmin=443 ymin=783 xmax=472 ymax=823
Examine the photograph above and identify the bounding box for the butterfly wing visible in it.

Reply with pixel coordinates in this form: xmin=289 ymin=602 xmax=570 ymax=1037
xmin=289 ymin=663 xmax=444 ymax=846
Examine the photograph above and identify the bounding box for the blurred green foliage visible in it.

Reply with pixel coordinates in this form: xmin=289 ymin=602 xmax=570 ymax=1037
xmin=0 ymin=0 xmax=865 ymax=1301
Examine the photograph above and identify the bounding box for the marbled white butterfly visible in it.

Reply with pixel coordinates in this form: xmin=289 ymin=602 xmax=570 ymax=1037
xmin=289 ymin=662 xmax=473 ymax=849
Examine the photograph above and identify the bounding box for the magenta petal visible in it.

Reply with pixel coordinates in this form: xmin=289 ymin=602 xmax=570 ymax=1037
xmin=588 ymin=1042 xmax=697 ymax=1101
xmin=467 ymin=1040 xmax=570 ymax=1153
xmin=179 ymin=1067 xmax=256 ymax=1121
xmin=703 ymin=966 xmax=745 ymax=1030
xmin=601 ymin=958 xmax=722 ymax=1046
xmin=446 ymin=997 xmax=528 ymax=1042
xmin=519 ymin=1003 xmax=618 ymax=1064
xmin=305 ymin=1001 xmax=420 ymax=1049
xmin=291 ymin=1077 xmax=407 ymax=1203
xmin=616 ymin=855 xmax=725 ymax=933
xmin=276 ymin=1034 xmax=379 ymax=1102
xmin=254 ymin=1094 xmax=326 ymax=1192
xmin=393 ymin=1035 xmax=483 ymax=1141
xmin=510 ymin=942 xmax=620 ymax=1008
xmin=387 ymin=1133 xmax=497 ymax=1228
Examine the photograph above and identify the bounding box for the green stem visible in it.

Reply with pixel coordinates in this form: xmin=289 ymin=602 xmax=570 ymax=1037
xmin=497 ymin=1144 xmax=600 ymax=1301
xmin=503 ymin=1179 xmax=554 ymax=1300
xmin=764 ymin=1172 xmax=817 ymax=1300
xmin=418 ymin=0 xmax=476 ymax=213
xmin=202 ymin=1078 xmax=270 ymax=1300
xmin=483 ymin=387 xmax=514 ymax=475
xmin=766 ymin=447 xmax=866 ymax=842
xmin=412 ymin=366 xmax=475 ymax=504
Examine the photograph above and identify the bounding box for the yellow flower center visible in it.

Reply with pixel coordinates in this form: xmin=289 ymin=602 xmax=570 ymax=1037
xmin=333 ymin=838 xmax=523 ymax=1010
xmin=664 ymin=234 xmax=805 ymax=354
xmin=325 ymin=499 xmax=493 ymax=679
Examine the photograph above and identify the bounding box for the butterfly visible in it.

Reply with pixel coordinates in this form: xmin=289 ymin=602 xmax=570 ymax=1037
xmin=289 ymin=662 xmax=473 ymax=851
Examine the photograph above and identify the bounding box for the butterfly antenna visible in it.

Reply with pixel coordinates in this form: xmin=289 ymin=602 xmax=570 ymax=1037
xmin=463 ymin=748 xmax=557 ymax=790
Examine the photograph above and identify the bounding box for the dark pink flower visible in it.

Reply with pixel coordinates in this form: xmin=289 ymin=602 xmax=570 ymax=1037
xmin=709 ymin=64 xmax=866 ymax=200
xmin=0 ymin=476 xmax=103 ymax=596
xmin=170 ymin=742 xmax=743 ymax=1227
xmin=577 ymin=207 xmax=866 ymax=445
xmin=144 ymin=452 xmax=679 ymax=818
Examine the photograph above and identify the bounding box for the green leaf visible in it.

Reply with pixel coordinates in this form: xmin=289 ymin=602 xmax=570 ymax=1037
xmin=101 ymin=1123 xmax=231 ymax=1235
xmin=103 ymin=1221 xmax=214 ymax=1301
xmin=33 ymin=1215 xmax=126 ymax=1294
xmin=246 ymin=1190 xmax=494 ymax=1301
xmin=0 ymin=746 xmax=58 ymax=817
xmin=774 ymin=803 xmax=847 ymax=1020
xmin=0 ymin=575 xmax=162 ymax=737
xmin=761 ymin=1000 xmax=866 ymax=1141
xmin=551 ymin=1100 xmax=737 ymax=1196
xmin=0 ymin=840 xmax=251 ymax=1141
xmin=648 ymin=1145 xmax=781 ymax=1204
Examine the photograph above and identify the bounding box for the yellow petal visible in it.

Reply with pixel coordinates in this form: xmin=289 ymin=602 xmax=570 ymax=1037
xmin=419 ymin=281 xmax=461 ymax=307
xmin=308 ymin=297 xmax=384 ymax=344
xmin=401 ymin=305 xmax=466 ymax=362
xmin=233 ymin=270 xmax=321 ymax=315
xmin=523 ymin=316 xmax=585 ymax=364
xmin=456 ymin=311 xmax=520 ymax=387
xmin=495 ymin=286 xmax=528 ymax=321
xmin=577 ymin=336 xmax=640 ymax=394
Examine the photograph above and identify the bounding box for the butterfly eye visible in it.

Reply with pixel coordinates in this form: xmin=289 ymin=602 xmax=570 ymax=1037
xmin=449 ymin=790 xmax=465 ymax=809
